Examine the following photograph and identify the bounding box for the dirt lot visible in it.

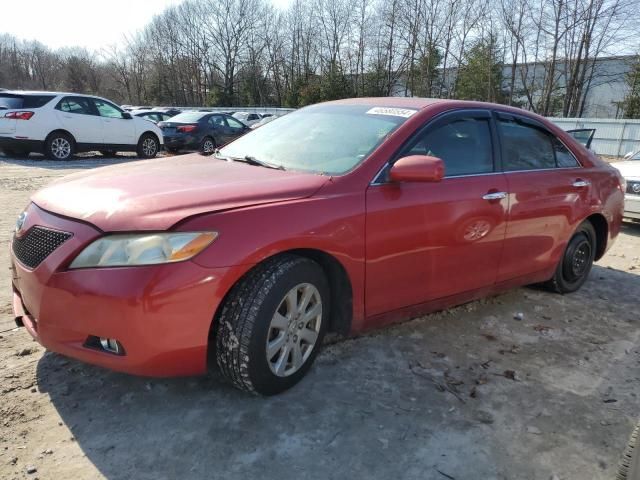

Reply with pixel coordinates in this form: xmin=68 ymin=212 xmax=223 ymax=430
xmin=1 ymin=154 xmax=640 ymax=480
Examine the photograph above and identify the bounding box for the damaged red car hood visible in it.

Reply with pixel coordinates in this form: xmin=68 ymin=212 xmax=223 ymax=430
xmin=32 ymin=155 xmax=330 ymax=231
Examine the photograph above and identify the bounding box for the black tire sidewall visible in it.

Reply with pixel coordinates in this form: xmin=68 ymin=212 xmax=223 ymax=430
xmin=554 ymin=222 xmax=596 ymax=293
xmin=246 ymin=261 xmax=330 ymax=395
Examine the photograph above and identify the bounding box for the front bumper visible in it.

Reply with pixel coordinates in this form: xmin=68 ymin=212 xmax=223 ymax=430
xmin=624 ymin=194 xmax=640 ymax=220
xmin=10 ymin=203 xmax=244 ymax=377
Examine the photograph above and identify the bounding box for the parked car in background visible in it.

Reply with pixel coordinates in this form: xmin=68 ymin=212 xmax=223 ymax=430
xmin=153 ymin=107 xmax=182 ymax=117
xmin=612 ymin=153 xmax=640 ymax=221
xmin=159 ymin=111 xmax=250 ymax=154
xmin=0 ymin=91 xmax=163 ymax=160
xmin=10 ymin=98 xmax=624 ymax=396
xmin=250 ymin=115 xmax=278 ymax=129
xmin=232 ymin=111 xmax=263 ymax=126
xmin=133 ymin=110 xmax=176 ymax=124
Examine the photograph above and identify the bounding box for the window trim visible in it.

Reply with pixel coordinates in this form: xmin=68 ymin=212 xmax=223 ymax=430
xmin=371 ymin=108 xmax=500 ymax=185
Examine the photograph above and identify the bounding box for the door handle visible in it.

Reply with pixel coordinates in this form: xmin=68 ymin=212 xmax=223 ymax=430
xmin=572 ymin=179 xmax=590 ymax=188
xmin=482 ymin=191 xmax=507 ymax=201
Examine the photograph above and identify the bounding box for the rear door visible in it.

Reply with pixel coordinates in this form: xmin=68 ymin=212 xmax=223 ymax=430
xmin=365 ymin=109 xmax=508 ymax=317
xmin=496 ymin=113 xmax=587 ymax=282
xmin=94 ymin=99 xmax=136 ymax=146
xmin=54 ymin=96 xmax=103 ymax=144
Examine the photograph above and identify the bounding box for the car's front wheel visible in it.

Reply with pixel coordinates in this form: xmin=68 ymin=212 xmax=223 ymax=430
xmin=546 ymin=221 xmax=596 ymax=293
xmin=215 ymin=255 xmax=329 ymax=395
xmin=136 ymin=133 xmax=159 ymax=159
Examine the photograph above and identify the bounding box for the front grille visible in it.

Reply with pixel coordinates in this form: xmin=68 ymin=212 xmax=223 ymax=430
xmin=12 ymin=226 xmax=72 ymax=269
xmin=627 ymin=180 xmax=640 ymax=196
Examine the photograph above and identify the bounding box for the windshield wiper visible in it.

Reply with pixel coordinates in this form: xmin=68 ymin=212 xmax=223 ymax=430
xmin=213 ymin=150 xmax=285 ymax=170
xmin=241 ymin=155 xmax=284 ymax=170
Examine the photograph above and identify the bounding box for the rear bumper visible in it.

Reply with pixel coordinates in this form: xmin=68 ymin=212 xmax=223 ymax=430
xmin=0 ymin=136 xmax=43 ymax=153
xmin=163 ymin=134 xmax=201 ymax=151
xmin=10 ymin=203 xmax=248 ymax=377
xmin=624 ymin=195 xmax=640 ymax=220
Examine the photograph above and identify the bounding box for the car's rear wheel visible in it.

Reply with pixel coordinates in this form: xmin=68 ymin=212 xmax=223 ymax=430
xmin=45 ymin=132 xmax=74 ymax=161
xmin=215 ymin=255 xmax=329 ymax=395
xmin=200 ymin=136 xmax=216 ymax=156
xmin=546 ymin=221 xmax=596 ymax=293
xmin=136 ymin=133 xmax=159 ymax=159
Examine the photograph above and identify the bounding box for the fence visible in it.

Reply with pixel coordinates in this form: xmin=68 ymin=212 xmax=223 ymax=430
xmin=549 ymin=117 xmax=640 ymax=157
xmin=165 ymin=106 xmax=296 ymax=116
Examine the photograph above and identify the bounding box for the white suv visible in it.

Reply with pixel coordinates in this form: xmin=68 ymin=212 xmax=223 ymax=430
xmin=0 ymin=91 xmax=163 ymax=160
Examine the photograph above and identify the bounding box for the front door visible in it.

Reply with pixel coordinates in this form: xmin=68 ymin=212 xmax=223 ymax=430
xmin=94 ymin=99 xmax=136 ymax=146
xmin=365 ymin=110 xmax=508 ymax=317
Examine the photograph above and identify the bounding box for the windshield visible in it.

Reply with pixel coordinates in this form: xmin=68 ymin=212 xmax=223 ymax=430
xmin=219 ymin=104 xmax=413 ymax=175
xmin=169 ymin=112 xmax=206 ymax=123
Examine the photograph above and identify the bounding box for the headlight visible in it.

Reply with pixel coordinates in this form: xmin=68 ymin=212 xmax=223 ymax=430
xmin=69 ymin=232 xmax=218 ymax=268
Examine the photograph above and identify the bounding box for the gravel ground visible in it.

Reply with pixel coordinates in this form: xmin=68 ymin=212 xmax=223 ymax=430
xmin=1 ymin=153 xmax=639 ymax=480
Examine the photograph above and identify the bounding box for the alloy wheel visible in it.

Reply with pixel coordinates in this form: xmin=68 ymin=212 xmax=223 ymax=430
xmin=142 ymin=137 xmax=157 ymax=157
xmin=51 ymin=138 xmax=71 ymax=159
xmin=266 ymin=283 xmax=322 ymax=377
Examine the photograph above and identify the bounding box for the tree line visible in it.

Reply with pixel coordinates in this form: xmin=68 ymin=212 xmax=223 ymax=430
xmin=1 ymin=0 xmax=639 ymax=117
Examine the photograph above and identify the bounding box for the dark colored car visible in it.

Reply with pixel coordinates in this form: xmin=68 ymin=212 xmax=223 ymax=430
xmin=159 ymin=111 xmax=250 ymax=154
xmin=133 ymin=111 xmax=175 ymax=124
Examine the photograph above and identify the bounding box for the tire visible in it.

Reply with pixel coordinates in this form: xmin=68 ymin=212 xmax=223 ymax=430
xmin=546 ymin=221 xmax=596 ymax=294
xmin=45 ymin=132 xmax=74 ymax=161
xmin=100 ymin=150 xmax=117 ymax=157
xmin=199 ymin=136 xmax=216 ymax=156
xmin=617 ymin=422 xmax=640 ymax=480
xmin=136 ymin=133 xmax=159 ymax=159
xmin=215 ymin=255 xmax=330 ymax=395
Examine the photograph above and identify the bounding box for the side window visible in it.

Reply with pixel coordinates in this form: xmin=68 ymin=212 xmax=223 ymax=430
xmin=94 ymin=100 xmax=125 ymax=119
xmin=225 ymin=117 xmax=246 ymax=130
xmin=56 ymin=97 xmax=96 ymax=116
xmin=406 ymin=117 xmax=494 ymax=177
xmin=553 ymin=138 xmax=580 ymax=167
xmin=208 ymin=115 xmax=225 ymax=129
xmin=499 ymin=120 xmax=555 ymax=171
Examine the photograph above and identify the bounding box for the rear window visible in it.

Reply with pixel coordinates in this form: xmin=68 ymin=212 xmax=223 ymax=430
xmin=169 ymin=112 xmax=206 ymax=123
xmin=0 ymin=94 xmax=55 ymax=110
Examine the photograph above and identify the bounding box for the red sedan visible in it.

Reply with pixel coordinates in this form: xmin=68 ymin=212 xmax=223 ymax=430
xmin=10 ymin=98 xmax=625 ymax=395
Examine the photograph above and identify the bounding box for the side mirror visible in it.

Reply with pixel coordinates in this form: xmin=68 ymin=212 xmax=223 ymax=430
xmin=389 ymin=155 xmax=444 ymax=183
xmin=122 ymin=112 xmax=133 ymax=120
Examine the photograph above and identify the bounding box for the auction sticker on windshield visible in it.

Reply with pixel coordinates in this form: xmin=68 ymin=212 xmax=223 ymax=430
xmin=366 ymin=107 xmax=417 ymax=118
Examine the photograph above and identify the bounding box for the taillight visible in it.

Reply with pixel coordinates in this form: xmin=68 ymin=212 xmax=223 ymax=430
xmin=5 ymin=111 xmax=34 ymax=120
xmin=177 ymin=124 xmax=197 ymax=133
